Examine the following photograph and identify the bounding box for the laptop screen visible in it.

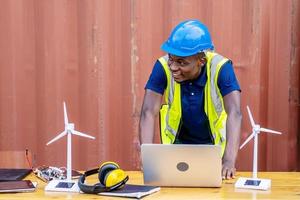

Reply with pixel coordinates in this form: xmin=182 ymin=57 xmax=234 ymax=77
xmin=0 ymin=168 xmax=32 ymax=181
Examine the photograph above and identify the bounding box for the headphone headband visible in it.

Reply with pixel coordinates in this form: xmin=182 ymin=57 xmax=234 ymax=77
xmin=84 ymin=168 xmax=99 ymax=177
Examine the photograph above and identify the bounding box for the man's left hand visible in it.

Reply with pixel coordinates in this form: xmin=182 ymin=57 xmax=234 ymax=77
xmin=222 ymin=159 xmax=236 ymax=180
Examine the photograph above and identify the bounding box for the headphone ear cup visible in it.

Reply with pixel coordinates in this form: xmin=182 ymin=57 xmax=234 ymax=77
xmin=98 ymin=162 xmax=119 ymax=186
xmin=104 ymin=169 xmax=127 ymax=188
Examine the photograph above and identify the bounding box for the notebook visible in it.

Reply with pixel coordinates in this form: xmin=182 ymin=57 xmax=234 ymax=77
xmin=0 ymin=168 xmax=32 ymax=181
xmin=141 ymin=144 xmax=222 ymax=187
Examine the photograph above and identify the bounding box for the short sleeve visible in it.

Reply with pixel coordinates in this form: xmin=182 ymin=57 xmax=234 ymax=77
xmin=145 ymin=60 xmax=167 ymax=95
xmin=217 ymin=61 xmax=241 ymax=97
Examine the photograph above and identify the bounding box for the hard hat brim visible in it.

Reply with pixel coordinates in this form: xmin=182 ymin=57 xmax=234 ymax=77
xmin=161 ymin=42 xmax=199 ymax=57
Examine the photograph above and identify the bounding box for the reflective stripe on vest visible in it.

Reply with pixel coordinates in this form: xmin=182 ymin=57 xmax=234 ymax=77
xmin=159 ymin=55 xmax=180 ymax=138
xmin=159 ymin=52 xmax=229 ymax=156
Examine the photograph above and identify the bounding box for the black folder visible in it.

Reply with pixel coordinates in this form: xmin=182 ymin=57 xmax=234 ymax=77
xmin=99 ymin=184 xmax=160 ymax=198
xmin=0 ymin=169 xmax=32 ymax=181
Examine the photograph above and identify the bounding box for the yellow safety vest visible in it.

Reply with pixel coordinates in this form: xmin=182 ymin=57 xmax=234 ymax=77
xmin=159 ymin=52 xmax=229 ymax=156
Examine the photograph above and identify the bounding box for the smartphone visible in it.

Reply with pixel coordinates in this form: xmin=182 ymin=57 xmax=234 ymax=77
xmin=0 ymin=180 xmax=36 ymax=193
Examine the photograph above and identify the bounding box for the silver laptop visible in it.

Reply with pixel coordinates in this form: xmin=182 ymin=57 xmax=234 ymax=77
xmin=141 ymin=144 xmax=222 ymax=187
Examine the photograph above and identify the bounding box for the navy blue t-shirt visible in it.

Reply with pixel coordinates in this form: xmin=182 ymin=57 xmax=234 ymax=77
xmin=145 ymin=58 xmax=241 ymax=144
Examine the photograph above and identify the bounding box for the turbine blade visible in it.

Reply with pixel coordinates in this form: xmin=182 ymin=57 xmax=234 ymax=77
xmin=260 ymin=127 xmax=282 ymax=134
xmin=63 ymin=102 xmax=68 ymax=125
xmin=71 ymin=130 xmax=95 ymax=140
xmin=46 ymin=131 xmax=67 ymax=145
xmin=247 ymin=106 xmax=255 ymax=127
xmin=240 ymin=132 xmax=256 ymax=149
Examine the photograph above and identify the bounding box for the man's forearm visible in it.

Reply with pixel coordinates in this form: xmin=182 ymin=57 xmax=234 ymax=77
xmin=139 ymin=112 xmax=156 ymax=144
xmin=223 ymin=111 xmax=242 ymax=164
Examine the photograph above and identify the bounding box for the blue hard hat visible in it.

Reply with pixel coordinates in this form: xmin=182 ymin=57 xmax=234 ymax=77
xmin=161 ymin=19 xmax=214 ymax=57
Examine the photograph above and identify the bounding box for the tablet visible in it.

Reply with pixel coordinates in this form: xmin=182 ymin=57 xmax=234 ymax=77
xmin=0 ymin=180 xmax=36 ymax=193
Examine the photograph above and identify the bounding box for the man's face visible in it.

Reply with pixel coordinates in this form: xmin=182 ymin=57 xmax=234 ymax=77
xmin=168 ymin=54 xmax=203 ymax=82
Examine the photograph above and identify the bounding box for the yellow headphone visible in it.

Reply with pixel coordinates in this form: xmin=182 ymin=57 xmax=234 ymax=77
xmin=78 ymin=161 xmax=129 ymax=194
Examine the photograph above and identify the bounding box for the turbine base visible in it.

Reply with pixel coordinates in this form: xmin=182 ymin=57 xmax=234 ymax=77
xmin=235 ymin=177 xmax=271 ymax=190
xmin=45 ymin=179 xmax=80 ymax=193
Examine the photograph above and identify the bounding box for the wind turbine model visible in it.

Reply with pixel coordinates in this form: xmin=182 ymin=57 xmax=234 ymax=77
xmin=45 ymin=102 xmax=95 ymax=192
xmin=235 ymin=106 xmax=282 ymax=191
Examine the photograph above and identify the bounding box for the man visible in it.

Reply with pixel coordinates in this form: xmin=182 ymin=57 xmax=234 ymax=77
xmin=139 ymin=19 xmax=242 ymax=179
